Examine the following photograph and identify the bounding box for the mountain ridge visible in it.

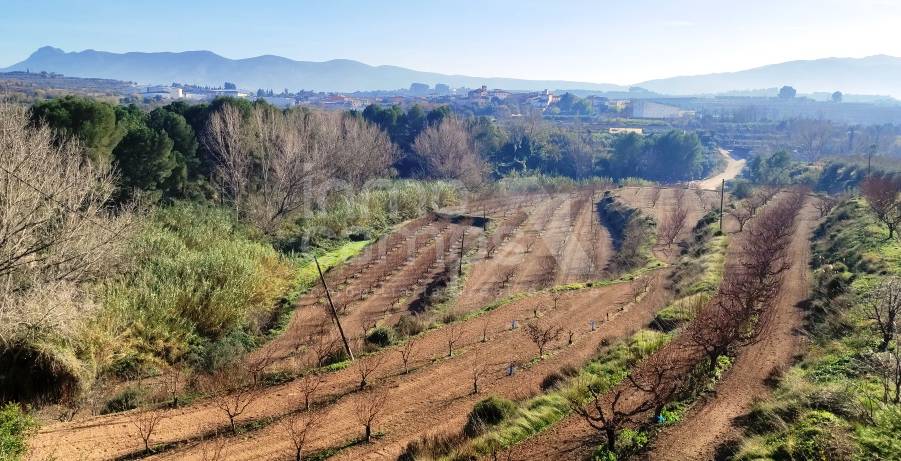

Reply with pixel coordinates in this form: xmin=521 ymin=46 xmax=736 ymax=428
xmin=5 ymin=47 xmax=901 ymax=97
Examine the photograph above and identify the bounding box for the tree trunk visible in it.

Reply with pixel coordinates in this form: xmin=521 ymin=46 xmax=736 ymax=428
xmin=365 ymin=424 xmax=372 ymax=442
xmin=296 ymin=448 xmax=302 ymax=461
xmin=605 ymin=427 xmax=617 ymax=453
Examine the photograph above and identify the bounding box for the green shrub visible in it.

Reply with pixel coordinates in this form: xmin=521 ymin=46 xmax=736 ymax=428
xmin=465 ymin=397 xmax=517 ymax=436
xmin=0 ymin=403 xmax=36 ymax=461
xmin=394 ymin=315 xmax=426 ymax=338
xmin=365 ymin=326 xmax=395 ymax=348
xmin=101 ymin=386 xmax=145 ymax=414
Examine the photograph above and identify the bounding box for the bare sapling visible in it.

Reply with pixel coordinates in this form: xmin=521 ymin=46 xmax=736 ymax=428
xmin=398 ymin=338 xmax=417 ymax=374
xmin=867 ymin=277 xmax=901 ymax=351
xmin=201 ymin=363 xmax=263 ymax=434
xmin=727 ymin=200 xmax=755 ymax=232
xmin=445 ymin=322 xmax=465 ymax=357
xmin=659 ymin=202 xmax=688 ymax=247
xmin=524 ymin=322 xmax=562 ymax=357
xmin=355 ymin=387 xmax=389 ymax=443
xmin=297 ymin=369 xmax=324 ymax=411
xmin=860 ymin=176 xmax=901 ymax=239
xmin=471 ymin=363 xmax=491 ymax=395
xmin=129 ymin=406 xmax=166 ymax=454
xmin=814 ymin=195 xmax=838 ymax=219
xmin=280 ymin=409 xmax=322 ymax=461
xmin=356 ymin=353 xmax=385 ymax=390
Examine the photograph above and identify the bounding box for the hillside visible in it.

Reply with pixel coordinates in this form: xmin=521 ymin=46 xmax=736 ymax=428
xmin=2 ymin=46 xmax=625 ymax=93
xmin=637 ymin=55 xmax=901 ymax=97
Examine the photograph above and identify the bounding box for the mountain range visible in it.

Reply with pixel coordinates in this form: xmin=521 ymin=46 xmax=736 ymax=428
xmin=4 ymin=46 xmax=901 ymax=97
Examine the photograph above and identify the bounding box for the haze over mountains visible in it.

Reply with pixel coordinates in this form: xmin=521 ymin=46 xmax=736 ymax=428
xmin=5 ymin=46 xmax=901 ymax=97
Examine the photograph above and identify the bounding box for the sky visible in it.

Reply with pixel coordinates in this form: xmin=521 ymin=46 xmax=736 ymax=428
xmin=2 ymin=0 xmax=901 ymax=85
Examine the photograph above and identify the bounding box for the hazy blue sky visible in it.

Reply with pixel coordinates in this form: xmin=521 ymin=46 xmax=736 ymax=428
xmin=2 ymin=0 xmax=900 ymax=84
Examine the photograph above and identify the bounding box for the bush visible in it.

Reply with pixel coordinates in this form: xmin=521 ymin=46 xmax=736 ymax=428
xmin=365 ymin=326 xmax=395 ymax=348
xmin=394 ymin=315 xmax=426 ymax=338
xmin=464 ymin=396 xmax=517 ymax=436
xmin=101 ymin=386 xmax=146 ymax=414
xmin=539 ymin=365 xmax=579 ymax=391
xmin=0 ymin=403 xmax=36 ymax=461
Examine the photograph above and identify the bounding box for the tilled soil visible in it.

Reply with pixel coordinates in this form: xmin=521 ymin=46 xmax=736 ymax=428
xmin=502 ymin=196 xmax=815 ymax=461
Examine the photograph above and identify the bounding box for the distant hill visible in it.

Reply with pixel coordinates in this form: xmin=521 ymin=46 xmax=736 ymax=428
xmin=636 ymin=55 xmax=901 ymax=98
xmin=2 ymin=46 xmax=625 ymax=93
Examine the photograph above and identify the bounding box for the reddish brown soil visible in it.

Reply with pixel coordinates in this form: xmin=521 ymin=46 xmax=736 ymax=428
xmin=27 ymin=187 xmax=699 ymax=461
xmin=639 ymin=201 xmax=816 ymax=461
xmin=501 ymin=196 xmax=815 ymax=461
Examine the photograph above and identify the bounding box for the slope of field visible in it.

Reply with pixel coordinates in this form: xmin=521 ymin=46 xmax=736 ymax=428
xmin=500 ymin=194 xmax=813 ymax=461
xmin=641 ymin=200 xmax=816 ymax=460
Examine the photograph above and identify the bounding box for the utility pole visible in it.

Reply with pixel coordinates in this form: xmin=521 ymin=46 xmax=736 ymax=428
xmin=458 ymin=230 xmax=465 ymax=276
xmin=314 ymin=256 xmax=354 ymax=362
xmin=719 ymin=178 xmax=725 ymax=232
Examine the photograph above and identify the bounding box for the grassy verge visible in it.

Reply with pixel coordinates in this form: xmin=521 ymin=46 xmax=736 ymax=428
xmin=732 ymin=197 xmax=901 ymax=460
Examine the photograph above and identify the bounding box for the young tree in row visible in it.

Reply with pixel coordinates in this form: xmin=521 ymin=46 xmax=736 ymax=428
xmin=867 ymin=277 xmax=901 ymax=351
xmin=355 ymin=387 xmax=389 ymax=443
xmin=658 ymin=201 xmax=689 ymax=247
xmin=280 ymin=409 xmax=322 ymax=461
xmin=356 ymin=354 xmax=385 ymax=390
xmin=200 ymin=362 xmax=264 ymax=434
xmin=860 ymin=176 xmax=901 ymax=239
xmin=398 ymin=338 xmax=417 ymax=374
xmin=524 ymin=322 xmax=562 ymax=358
xmin=445 ymin=321 xmax=466 ymax=357
xmin=129 ymin=406 xmax=166 ymax=454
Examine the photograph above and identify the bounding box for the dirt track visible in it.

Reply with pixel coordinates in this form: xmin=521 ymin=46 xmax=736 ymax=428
xmin=640 ymin=200 xmax=816 ymax=460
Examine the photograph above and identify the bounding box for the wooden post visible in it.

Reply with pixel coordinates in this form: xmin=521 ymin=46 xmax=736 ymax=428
xmin=458 ymin=230 xmax=465 ymax=276
xmin=314 ymin=256 xmax=354 ymax=362
xmin=719 ymin=178 xmax=725 ymax=232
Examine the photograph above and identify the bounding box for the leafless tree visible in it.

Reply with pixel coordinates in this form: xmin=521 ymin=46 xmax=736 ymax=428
xmin=280 ymin=409 xmax=323 ymax=461
xmin=649 ymin=188 xmax=662 ymax=208
xmin=550 ymin=291 xmax=563 ymax=310
xmin=658 ymin=202 xmax=688 ymax=247
xmin=791 ymin=118 xmax=835 ymax=162
xmin=726 ymin=201 xmax=755 ymax=232
xmin=163 ymin=364 xmax=188 ymax=408
xmin=199 ymin=425 xmax=228 ymax=461
xmin=204 ymin=105 xmax=396 ymax=234
xmin=0 ymin=103 xmax=134 ymax=346
xmin=471 ymin=363 xmax=491 ymax=395
xmin=445 ymin=322 xmax=465 ymax=357
xmin=524 ymin=322 xmax=562 ymax=357
xmin=200 ymin=363 xmax=263 ymax=434
xmin=354 ymin=387 xmax=389 ymax=443
xmin=307 ymin=317 xmax=341 ymax=367
xmin=867 ymin=277 xmax=901 ymax=351
xmin=398 ymin=339 xmax=417 ymax=374
xmin=129 ymin=407 xmax=165 ymax=454
xmin=413 ymin=117 xmax=487 ymax=189
xmin=863 ymin=344 xmax=901 ymax=404
xmin=814 ymin=195 xmax=839 ymax=219
xmin=356 ymin=354 xmax=385 ymax=390
xmin=297 ymin=370 xmax=324 ymax=411
xmin=860 ymin=176 xmax=901 ymax=239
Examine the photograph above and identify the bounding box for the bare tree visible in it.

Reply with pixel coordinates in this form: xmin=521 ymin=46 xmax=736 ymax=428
xmin=354 ymin=387 xmax=389 ymax=443
xmin=471 ymin=363 xmax=491 ymax=395
xmin=280 ymin=410 xmax=322 ymax=461
xmin=860 ymin=176 xmax=901 ymax=239
xmin=0 ymin=103 xmax=134 ymax=346
xmin=297 ymin=371 xmax=324 ymax=411
xmin=814 ymin=195 xmax=839 ymax=219
xmin=649 ymin=188 xmax=662 ymax=208
xmin=524 ymin=322 xmax=562 ymax=357
xmin=163 ymin=363 xmax=188 ymax=409
xmin=658 ymin=201 xmax=688 ymax=247
xmin=398 ymin=339 xmax=417 ymax=374
xmin=204 ymin=105 xmax=396 ymax=234
xmin=200 ymin=363 xmax=263 ymax=434
xmin=867 ymin=277 xmax=901 ymax=351
xmin=726 ymin=201 xmax=755 ymax=233
xmin=791 ymin=118 xmax=834 ymax=162
xmin=413 ymin=117 xmax=487 ymax=189
xmin=129 ymin=407 xmax=165 ymax=454
xmin=199 ymin=425 xmax=228 ymax=461
xmin=356 ymin=354 xmax=385 ymax=390
xmin=445 ymin=322 xmax=466 ymax=357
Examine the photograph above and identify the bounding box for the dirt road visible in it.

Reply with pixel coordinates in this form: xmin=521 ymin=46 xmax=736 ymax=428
xmin=695 ymin=149 xmax=746 ymax=191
